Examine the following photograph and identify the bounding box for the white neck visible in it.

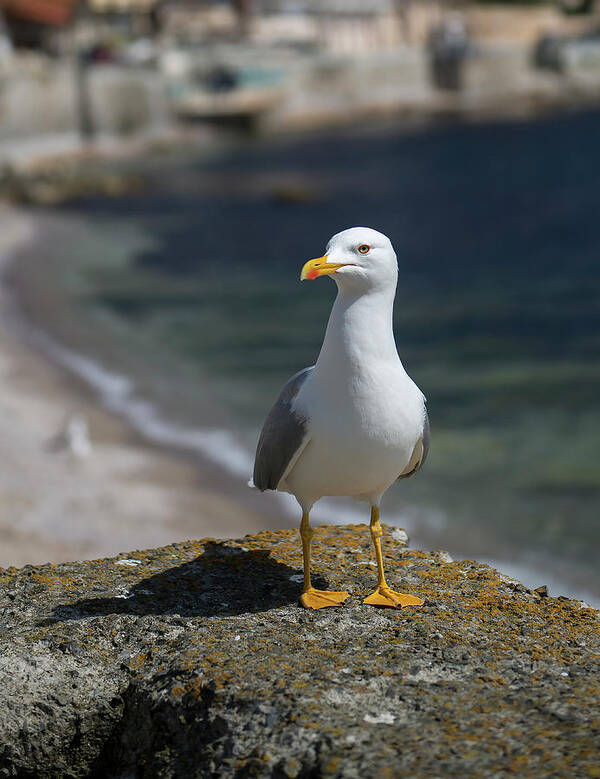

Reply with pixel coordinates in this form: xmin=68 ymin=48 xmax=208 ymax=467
xmin=314 ymin=285 xmax=401 ymax=378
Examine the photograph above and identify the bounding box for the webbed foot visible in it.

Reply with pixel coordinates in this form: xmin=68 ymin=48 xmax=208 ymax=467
xmin=363 ymin=586 xmax=424 ymax=609
xmin=301 ymin=588 xmax=350 ymax=610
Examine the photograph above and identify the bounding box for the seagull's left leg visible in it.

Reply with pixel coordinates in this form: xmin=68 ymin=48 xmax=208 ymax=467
xmin=299 ymin=511 xmax=350 ymax=610
xmin=363 ymin=506 xmax=424 ymax=609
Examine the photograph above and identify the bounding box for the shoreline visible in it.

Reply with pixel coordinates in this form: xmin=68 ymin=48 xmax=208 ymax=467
xmin=0 ymin=205 xmax=296 ymax=567
xmin=2 ymin=206 xmax=599 ymax=608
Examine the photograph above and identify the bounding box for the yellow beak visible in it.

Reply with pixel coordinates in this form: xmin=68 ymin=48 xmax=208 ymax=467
xmin=300 ymin=255 xmax=345 ymax=281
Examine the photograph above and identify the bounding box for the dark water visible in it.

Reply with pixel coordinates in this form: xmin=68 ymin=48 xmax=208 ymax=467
xmin=22 ymin=110 xmax=600 ymax=600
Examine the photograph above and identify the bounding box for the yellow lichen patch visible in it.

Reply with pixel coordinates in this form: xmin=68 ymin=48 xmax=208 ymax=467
xmin=3 ymin=522 xmax=599 ymax=779
xmin=129 ymin=652 xmax=148 ymax=671
xmin=30 ymin=572 xmax=81 ymax=589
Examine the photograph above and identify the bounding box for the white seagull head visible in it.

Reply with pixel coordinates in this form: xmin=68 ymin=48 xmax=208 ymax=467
xmin=301 ymin=226 xmax=398 ymax=294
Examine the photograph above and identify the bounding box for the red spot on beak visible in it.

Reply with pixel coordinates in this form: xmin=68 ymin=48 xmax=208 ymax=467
xmin=307 ymin=269 xmax=319 ymax=280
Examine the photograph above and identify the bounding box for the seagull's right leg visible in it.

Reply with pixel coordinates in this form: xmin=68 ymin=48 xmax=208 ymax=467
xmin=299 ymin=511 xmax=349 ymax=610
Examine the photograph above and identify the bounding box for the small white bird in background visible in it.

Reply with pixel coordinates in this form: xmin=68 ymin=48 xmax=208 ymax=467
xmin=48 ymin=413 xmax=92 ymax=459
xmin=253 ymin=227 xmax=429 ymax=610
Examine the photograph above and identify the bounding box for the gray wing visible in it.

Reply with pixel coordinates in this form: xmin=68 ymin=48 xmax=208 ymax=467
xmin=253 ymin=367 xmax=313 ymax=491
xmin=398 ymin=409 xmax=430 ymax=480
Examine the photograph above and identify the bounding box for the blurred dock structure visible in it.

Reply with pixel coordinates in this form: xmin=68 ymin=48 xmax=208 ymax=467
xmin=1 ymin=1 xmax=600 ymax=172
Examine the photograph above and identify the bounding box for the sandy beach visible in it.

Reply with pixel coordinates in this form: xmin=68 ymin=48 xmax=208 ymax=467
xmin=0 ymin=206 xmax=290 ymax=568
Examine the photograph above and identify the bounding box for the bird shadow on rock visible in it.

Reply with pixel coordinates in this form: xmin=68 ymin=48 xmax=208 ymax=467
xmin=42 ymin=542 xmax=326 ymax=624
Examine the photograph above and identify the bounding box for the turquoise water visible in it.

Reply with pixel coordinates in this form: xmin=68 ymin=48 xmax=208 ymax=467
xmin=16 ymin=111 xmax=600 ymax=600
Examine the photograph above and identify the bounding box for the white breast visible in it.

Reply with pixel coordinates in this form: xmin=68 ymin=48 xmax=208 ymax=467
xmin=282 ymin=359 xmax=426 ymax=507
xmin=280 ymin=260 xmax=426 ymax=511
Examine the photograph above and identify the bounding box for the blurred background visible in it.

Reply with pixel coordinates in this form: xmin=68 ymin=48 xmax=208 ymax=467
xmin=0 ymin=0 xmax=599 ymax=604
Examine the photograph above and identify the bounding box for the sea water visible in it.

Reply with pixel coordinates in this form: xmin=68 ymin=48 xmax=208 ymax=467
xmin=12 ymin=110 xmax=600 ymax=604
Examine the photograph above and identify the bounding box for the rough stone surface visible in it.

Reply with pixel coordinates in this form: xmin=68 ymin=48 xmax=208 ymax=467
xmin=0 ymin=524 xmax=599 ymax=778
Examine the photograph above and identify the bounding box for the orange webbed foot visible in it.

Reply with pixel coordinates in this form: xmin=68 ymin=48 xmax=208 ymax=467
xmin=300 ymin=588 xmax=350 ymax=610
xmin=363 ymin=586 xmax=424 ymax=609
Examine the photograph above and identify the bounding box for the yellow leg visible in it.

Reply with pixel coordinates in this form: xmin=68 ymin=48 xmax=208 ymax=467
xmin=299 ymin=512 xmax=350 ymax=610
xmin=363 ymin=507 xmax=424 ymax=609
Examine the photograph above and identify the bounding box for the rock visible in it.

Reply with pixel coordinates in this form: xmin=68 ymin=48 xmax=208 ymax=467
xmin=0 ymin=160 xmax=144 ymax=206
xmin=0 ymin=524 xmax=599 ymax=777
xmin=269 ymin=183 xmax=320 ymax=205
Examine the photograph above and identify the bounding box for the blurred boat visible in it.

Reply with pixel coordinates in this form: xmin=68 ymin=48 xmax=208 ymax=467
xmin=169 ymin=63 xmax=284 ymax=128
xmin=173 ymin=84 xmax=283 ymax=126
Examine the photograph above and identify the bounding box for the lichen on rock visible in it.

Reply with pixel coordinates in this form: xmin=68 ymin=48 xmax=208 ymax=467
xmin=0 ymin=524 xmax=599 ymax=777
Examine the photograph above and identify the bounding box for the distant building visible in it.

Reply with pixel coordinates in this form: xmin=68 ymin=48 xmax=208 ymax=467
xmin=0 ymin=0 xmax=77 ymax=48
xmin=254 ymin=0 xmax=445 ymax=50
xmin=87 ymin=0 xmax=156 ymax=10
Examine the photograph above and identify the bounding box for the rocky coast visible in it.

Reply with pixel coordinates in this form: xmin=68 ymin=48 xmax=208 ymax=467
xmin=0 ymin=523 xmax=598 ymax=777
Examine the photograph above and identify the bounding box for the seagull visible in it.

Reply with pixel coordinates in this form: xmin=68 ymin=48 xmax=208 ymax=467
xmin=253 ymin=227 xmax=429 ymax=610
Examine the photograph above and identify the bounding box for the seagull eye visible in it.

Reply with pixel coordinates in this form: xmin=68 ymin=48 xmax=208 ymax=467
xmin=357 ymin=244 xmax=370 ymax=254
